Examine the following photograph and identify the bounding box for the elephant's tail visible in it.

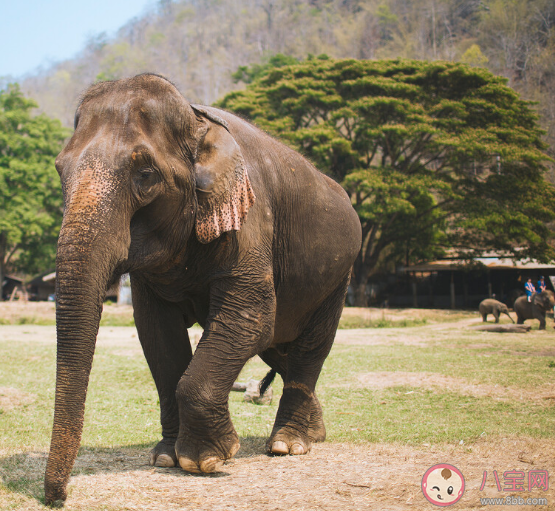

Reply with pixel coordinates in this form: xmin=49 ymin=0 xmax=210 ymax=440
xmin=259 ymin=369 xmax=277 ymax=397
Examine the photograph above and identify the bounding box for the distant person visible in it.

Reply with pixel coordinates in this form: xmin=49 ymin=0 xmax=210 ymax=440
xmin=525 ymin=278 xmax=535 ymax=302
xmin=537 ymin=276 xmax=547 ymax=293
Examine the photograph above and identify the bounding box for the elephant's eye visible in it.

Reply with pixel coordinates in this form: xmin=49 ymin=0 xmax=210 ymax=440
xmin=447 ymin=486 xmax=453 ymax=495
xmin=135 ymin=167 xmax=160 ymax=187
xmin=138 ymin=168 xmax=155 ymax=179
xmin=133 ymin=167 xmax=160 ymax=201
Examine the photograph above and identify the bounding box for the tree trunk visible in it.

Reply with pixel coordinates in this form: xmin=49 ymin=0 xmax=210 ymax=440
xmin=351 ymin=260 xmax=370 ymax=307
xmin=0 ymin=232 xmax=6 ymax=301
xmin=0 ymin=232 xmax=8 ymax=302
xmin=352 ymin=282 xmax=368 ymax=307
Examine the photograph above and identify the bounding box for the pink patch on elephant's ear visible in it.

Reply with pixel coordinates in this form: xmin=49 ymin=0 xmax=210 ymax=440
xmin=195 ymin=165 xmax=256 ymax=244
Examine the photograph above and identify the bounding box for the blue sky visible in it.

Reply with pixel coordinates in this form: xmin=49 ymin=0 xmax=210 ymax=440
xmin=0 ymin=0 xmax=155 ymax=78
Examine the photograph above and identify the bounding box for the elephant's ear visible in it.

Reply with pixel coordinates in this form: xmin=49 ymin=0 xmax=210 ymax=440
xmin=191 ymin=105 xmax=256 ymax=244
xmin=532 ymin=293 xmax=545 ymax=308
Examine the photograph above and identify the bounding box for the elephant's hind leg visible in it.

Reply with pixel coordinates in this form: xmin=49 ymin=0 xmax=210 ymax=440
xmin=260 ymin=348 xmax=326 ymax=444
xmin=267 ymin=274 xmax=349 ymax=456
xmin=307 ymin=394 xmax=326 ymax=442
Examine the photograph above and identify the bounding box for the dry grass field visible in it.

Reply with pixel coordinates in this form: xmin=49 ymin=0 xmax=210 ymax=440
xmin=0 ymin=302 xmax=554 ymax=510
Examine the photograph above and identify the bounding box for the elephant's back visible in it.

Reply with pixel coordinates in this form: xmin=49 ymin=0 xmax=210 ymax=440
xmin=208 ymin=106 xmax=362 ymax=342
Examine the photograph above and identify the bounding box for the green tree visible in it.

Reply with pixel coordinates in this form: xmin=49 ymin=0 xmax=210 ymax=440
xmin=218 ymin=58 xmax=555 ymax=305
xmin=232 ymin=53 xmax=300 ymax=84
xmin=0 ymin=84 xmax=70 ymax=297
xmin=460 ymin=44 xmax=489 ymax=67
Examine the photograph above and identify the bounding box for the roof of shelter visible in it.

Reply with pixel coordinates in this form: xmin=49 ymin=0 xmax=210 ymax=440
xmin=405 ymin=257 xmax=555 ymax=272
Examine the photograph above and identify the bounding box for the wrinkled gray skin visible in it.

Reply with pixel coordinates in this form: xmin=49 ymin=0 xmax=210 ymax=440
xmin=514 ymin=291 xmax=555 ymax=330
xmin=44 ymin=74 xmax=362 ymax=505
xmin=478 ymin=298 xmax=514 ymax=323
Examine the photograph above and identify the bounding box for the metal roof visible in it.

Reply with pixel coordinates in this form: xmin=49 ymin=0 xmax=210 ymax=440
xmin=405 ymin=257 xmax=555 ymax=272
xmin=42 ymin=272 xmax=56 ymax=282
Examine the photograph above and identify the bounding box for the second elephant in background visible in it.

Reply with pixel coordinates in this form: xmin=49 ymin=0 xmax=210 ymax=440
xmin=514 ymin=291 xmax=555 ymax=330
xmin=478 ymin=298 xmax=514 ymax=323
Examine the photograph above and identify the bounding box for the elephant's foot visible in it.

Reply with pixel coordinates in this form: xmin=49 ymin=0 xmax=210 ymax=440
xmin=149 ymin=438 xmax=178 ymax=467
xmin=175 ymin=429 xmax=240 ymax=473
xmin=307 ymin=394 xmax=326 ymax=443
xmin=267 ymin=382 xmax=315 ymax=455
xmin=267 ymin=427 xmax=311 ymax=455
xmin=308 ymin=422 xmax=326 ymax=443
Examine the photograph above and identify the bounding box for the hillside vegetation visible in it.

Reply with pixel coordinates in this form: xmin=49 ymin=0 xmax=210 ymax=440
xmin=17 ymin=0 xmax=555 ymax=160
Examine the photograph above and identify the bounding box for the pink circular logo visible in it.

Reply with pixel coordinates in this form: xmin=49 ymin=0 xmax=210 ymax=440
xmin=421 ymin=464 xmax=465 ymax=506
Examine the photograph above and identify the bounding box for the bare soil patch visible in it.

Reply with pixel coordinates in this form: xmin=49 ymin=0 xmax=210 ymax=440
xmin=0 ymin=301 xmax=55 ymax=323
xmin=334 ymin=328 xmax=431 ymax=346
xmin=333 ymin=317 xmax=484 ymax=347
xmin=0 ymin=387 xmax=35 ymax=411
xmin=356 ymin=371 xmax=555 ymax=402
xmin=2 ymin=438 xmax=553 ymax=510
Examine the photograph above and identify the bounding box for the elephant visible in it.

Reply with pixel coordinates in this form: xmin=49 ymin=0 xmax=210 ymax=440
xmin=478 ymin=298 xmax=514 ymax=323
xmin=44 ymin=73 xmax=362 ymax=505
xmin=513 ymin=290 xmax=555 ymax=330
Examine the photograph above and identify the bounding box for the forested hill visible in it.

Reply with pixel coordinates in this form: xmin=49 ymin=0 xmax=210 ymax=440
xmin=19 ymin=0 xmax=555 ymax=155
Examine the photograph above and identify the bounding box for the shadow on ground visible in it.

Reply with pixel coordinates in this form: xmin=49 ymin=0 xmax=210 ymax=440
xmin=0 ymin=436 xmax=268 ymax=505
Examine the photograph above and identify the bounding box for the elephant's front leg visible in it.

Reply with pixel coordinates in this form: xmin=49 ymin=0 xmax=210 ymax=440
xmin=131 ymin=277 xmax=193 ymax=468
xmin=176 ymin=278 xmax=276 ymax=473
xmin=537 ymin=312 xmax=547 ymax=330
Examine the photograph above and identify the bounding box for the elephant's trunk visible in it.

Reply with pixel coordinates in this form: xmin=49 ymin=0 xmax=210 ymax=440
xmin=44 ymin=184 xmax=129 ymax=504
xmin=505 ymin=312 xmax=515 ymax=323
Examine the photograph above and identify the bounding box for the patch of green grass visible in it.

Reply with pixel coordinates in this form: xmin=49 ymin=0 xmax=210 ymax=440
xmin=231 ymin=340 xmax=555 ymax=443
xmin=0 ymin=303 xmax=135 ymax=327
xmin=0 ymin=328 xmax=554 ymax=453
xmin=0 ymin=316 xmax=55 ymax=326
xmin=98 ymin=316 xmax=135 ymax=327
xmin=321 ymin=385 xmax=555 ymax=443
xmin=339 ymin=316 xmax=428 ymax=329
xmin=1 ymin=321 xmax=554 ymax=507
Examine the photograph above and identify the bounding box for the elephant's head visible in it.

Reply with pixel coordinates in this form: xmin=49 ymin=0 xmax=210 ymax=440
xmin=45 ymin=74 xmax=255 ymax=505
xmin=533 ymin=290 xmax=555 ymax=311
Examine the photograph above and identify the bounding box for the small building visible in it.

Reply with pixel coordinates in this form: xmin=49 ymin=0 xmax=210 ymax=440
xmin=1 ymin=275 xmax=25 ymax=300
xmin=28 ymin=271 xmax=56 ymax=301
xmin=27 ymin=270 xmax=121 ymax=302
xmin=399 ymin=256 xmax=555 ymax=309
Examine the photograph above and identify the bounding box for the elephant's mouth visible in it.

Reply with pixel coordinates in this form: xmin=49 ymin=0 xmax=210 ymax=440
xmin=108 ymin=263 xmax=132 ymax=290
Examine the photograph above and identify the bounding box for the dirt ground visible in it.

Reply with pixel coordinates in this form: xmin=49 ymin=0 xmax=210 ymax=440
xmin=3 ymin=437 xmax=554 ymax=510
xmin=1 ymin=306 xmax=554 ymax=510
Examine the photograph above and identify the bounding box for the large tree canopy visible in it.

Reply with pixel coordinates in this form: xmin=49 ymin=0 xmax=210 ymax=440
xmin=217 ymin=58 xmax=555 ymax=305
xmin=0 ymin=84 xmax=69 ymax=295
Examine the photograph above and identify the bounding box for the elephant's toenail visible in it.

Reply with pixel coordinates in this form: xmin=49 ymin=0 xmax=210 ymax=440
xmin=179 ymin=456 xmax=201 ymax=473
xmin=200 ymin=456 xmax=224 ymax=473
xmin=270 ymin=441 xmax=289 ymax=455
xmin=290 ymin=443 xmax=305 ymax=455
xmin=230 ymin=441 xmax=241 ymax=458
xmin=154 ymin=454 xmax=175 ymax=467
